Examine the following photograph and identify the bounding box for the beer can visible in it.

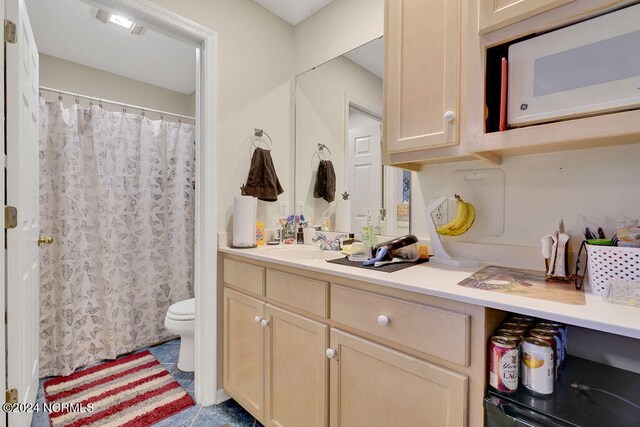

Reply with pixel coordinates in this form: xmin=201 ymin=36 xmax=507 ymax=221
xmin=521 ymin=337 xmax=554 ymax=395
xmin=536 ymin=322 xmax=567 ymax=362
xmin=500 ymin=323 xmax=528 ymax=337
xmin=489 ymin=336 xmax=519 ymax=394
xmin=529 ymin=329 xmax=559 ymax=378
xmin=535 ymin=326 xmax=564 ymax=363
xmin=495 ymin=329 xmax=523 ymax=347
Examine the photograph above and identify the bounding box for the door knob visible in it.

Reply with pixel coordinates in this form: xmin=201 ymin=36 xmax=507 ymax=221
xmin=260 ymin=319 xmax=270 ymax=328
xmin=443 ymin=111 xmax=455 ymax=122
xmin=377 ymin=315 xmax=390 ymax=326
xmin=38 ymin=236 xmax=54 ymax=246
xmin=325 ymin=348 xmax=337 ymax=359
xmin=254 ymin=316 xmax=263 ymax=324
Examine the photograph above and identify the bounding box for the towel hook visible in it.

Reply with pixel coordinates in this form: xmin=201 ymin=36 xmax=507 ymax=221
xmin=251 ymin=128 xmax=273 ymax=154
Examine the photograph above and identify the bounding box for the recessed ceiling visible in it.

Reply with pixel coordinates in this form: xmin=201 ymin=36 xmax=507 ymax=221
xmin=252 ymin=0 xmax=336 ymax=25
xmin=26 ymin=0 xmax=196 ymax=94
xmin=344 ymin=37 xmax=384 ymax=79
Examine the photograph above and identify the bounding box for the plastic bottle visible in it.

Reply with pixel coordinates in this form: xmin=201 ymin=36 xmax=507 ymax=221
xmin=362 ymin=209 xmax=372 ymax=248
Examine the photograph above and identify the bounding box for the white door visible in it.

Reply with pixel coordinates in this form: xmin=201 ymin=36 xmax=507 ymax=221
xmin=6 ymin=0 xmax=40 ymax=425
xmin=347 ymin=120 xmax=382 ymax=231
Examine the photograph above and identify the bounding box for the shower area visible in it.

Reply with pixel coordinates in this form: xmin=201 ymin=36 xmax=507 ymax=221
xmin=37 ymin=88 xmax=196 ymax=377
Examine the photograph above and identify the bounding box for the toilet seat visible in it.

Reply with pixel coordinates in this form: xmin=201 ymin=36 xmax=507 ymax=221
xmin=166 ymin=298 xmax=195 ymax=321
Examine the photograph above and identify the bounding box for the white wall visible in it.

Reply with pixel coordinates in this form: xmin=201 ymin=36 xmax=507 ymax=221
xmin=294 ymin=0 xmax=384 ymax=74
xmin=411 ymin=143 xmax=640 ymax=259
xmin=295 ymin=56 xmax=382 ymax=226
xmin=149 ymin=0 xmax=295 ymax=233
xmin=39 ymin=54 xmax=194 ymax=119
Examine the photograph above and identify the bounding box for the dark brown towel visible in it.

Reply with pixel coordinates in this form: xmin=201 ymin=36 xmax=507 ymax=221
xmin=243 ymin=147 xmax=284 ymax=202
xmin=313 ymin=160 xmax=336 ymax=203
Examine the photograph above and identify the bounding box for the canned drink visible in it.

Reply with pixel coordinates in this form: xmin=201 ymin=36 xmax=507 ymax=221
xmin=536 ymin=322 xmax=567 ymax=362
xmin=529 ymin=329 xmax=559 ymax=378
xmin=501 ymin=323 xmax=528 ymax=337
xmin=489 ymin=336 xmax=519 ymax=394
xmin=495 ymin=329 xmax=523 ymax=347
xmin=521 ymin=337 xmax=554 ymax=395
xmin=535 ymin=326 xmax=564 ymax=363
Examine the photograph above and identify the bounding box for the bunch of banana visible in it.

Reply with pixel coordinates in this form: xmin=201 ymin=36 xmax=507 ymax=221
xmin=436 ymin=194 xmax=476 ymax=236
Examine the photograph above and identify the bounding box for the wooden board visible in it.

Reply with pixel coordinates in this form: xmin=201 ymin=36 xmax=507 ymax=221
xmin=458 ymin=265 xmax=585 ymax=305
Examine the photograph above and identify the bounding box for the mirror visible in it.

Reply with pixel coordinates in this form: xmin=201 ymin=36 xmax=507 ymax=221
xmin=294 ymin=37 xmax=411 ymax=236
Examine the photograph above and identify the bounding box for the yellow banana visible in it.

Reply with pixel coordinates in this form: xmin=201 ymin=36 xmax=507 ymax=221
xmin=436 ymin=196 xmax=475 ymax=236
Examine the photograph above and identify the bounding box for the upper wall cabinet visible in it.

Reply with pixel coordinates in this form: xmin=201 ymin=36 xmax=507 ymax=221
xmin=479 ymin=0 xmax=575 ymax=34
xmin=384 ymin=0 xmax=462 ymax=157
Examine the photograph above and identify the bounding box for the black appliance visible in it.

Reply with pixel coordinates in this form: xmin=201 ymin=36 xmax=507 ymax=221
xmin=485 ymin=356 xmax=640 ymax=426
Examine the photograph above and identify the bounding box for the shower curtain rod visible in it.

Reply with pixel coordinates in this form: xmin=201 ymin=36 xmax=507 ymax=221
xmin=39 ymin=86 xmax=196 ymax=121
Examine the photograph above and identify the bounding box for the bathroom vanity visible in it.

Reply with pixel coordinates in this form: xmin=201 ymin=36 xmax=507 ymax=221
xmin=219 ymin=245 xmax=640 ymax=427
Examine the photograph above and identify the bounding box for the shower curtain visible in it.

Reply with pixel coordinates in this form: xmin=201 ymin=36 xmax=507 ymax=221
xmin=38 ymin=99 xmax=195 ymax=377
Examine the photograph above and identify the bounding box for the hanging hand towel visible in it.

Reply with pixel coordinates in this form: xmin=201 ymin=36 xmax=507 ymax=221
xmin=313 ymin=160 xmax=336 ymax=203
xmin=243 ymin=147 xmax=284 ymax=202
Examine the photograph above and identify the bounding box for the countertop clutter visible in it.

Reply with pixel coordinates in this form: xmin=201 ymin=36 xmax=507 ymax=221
xmin=219 ymin=245 xmax=640 ymax=339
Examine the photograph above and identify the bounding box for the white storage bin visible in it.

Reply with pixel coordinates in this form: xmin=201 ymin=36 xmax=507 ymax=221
xmin=586 ymin=245 xmax=640 ymax=296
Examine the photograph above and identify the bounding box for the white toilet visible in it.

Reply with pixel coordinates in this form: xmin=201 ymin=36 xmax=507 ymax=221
xmin=164 ymin=298 xmax=195 ymax=372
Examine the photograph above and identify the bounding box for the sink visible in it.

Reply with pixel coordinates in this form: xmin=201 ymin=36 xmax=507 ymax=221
xmin=261 ymin=246 xmax=344 ymax=261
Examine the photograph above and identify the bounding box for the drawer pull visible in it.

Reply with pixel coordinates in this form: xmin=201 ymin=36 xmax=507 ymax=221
xmin=260 ymin=319 xmax=270 ymax=328
xmin=254 ymin=316 xmax=263 ymax=324
xmin=325 ymin=348 xmax=337 ymax=359
xmin=377 ymin=315 xmax=390 ymax=326
xmin=444 ymin=111 xmax=455 ymax=123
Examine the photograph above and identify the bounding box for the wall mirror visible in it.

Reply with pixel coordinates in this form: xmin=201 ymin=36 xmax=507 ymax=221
xmin=294 ymin=37 xmax=411 ymax=236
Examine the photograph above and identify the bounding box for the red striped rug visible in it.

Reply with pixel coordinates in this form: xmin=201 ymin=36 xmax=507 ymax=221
xmin=43 ymin=350 xmax=195 ymax=427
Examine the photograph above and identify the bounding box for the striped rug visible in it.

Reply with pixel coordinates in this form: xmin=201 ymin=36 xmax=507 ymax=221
xmin=43 ymin=350 xmax=195 ymax=427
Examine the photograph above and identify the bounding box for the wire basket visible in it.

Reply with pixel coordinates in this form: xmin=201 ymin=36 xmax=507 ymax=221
xmin=586 ymin=245 xmax=640 ymax=295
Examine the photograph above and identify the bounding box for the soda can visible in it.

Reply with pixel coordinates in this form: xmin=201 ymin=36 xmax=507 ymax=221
xmin=489 ymin=336 xmax=519 ymax=394
xmin=529 ymin=329 xmax=559 ymax=378
xmin=521 ymin=337 xmax=554 ymax=395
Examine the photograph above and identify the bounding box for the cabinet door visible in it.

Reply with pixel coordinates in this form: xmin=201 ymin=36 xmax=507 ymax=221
xmin=224 ymin=288 xmax=265 ymax=420
xmin=385 ymin=0 xmax=460 ymax=153
xmin=479 ymin=0 xmax=575 ymax=33
xmin=329 ymin=329 xmax=468 ymax=427
xmin=264 ymin=304 xmax=328 ymax=427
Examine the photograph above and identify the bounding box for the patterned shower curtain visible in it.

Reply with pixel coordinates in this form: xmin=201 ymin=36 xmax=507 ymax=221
xmin=38 ymin=99 xmax=195 ymax=377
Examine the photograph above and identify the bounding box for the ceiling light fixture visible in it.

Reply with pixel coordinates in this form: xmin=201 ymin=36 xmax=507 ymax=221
xmin=92 ymin=8 xmax=145 ymax=35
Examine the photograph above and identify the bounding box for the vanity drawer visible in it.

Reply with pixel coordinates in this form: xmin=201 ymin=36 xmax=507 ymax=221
xmin=266 ymin=269 xmax=328 ymax=318
xmin=224 ymin=259 xmax=265 ymax=296
xmin=331 ymin=285 xmax=470 ymax=366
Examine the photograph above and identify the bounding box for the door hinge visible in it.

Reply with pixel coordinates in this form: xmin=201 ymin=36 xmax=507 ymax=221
xmin=4 ymin=19 xmax=16 ymax=44
xmin=5 ymin=206 xmax=17 ymax=229
xmin=6 ymin=388 xmax=18 ymax=404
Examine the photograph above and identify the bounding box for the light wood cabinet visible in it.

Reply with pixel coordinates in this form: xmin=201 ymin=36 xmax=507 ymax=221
xmin=223 ymin=288 xmax=265 ymax=420
xmin=328 ymin=329 xmax=468 ymax=427
xmin=264 ymin=304 xmax=328 ymax=427
xmin=384 ymin=0 xmax=461 ymax=155
xmin=479 ymin=0 xmax=575 ymax=33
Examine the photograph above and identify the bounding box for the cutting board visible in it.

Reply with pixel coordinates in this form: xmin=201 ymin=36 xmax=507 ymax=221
xmin=448 ymin=168 xmax=505 ymax=238
xmin=458 ymin=265 xmax=586 ymax=305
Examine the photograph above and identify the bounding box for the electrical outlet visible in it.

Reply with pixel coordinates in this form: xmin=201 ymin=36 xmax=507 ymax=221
xmin=278 ymin=201 xmax=290 ymax=219
xmin=431 ymin=199 xmax=448 ymax=226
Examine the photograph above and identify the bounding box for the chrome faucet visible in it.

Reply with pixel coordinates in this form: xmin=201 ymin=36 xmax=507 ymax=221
xmin=312 ymin=233 xmax=347 ymax=251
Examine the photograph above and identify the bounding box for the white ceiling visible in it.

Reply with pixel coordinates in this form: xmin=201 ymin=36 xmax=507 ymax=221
xmin=252 ymin=0 xmax=335 ymax=25
xmin=344 ymin=37 xmax=384 ymax=79
xmin=26 ymin=0 xmax=196 ymax=94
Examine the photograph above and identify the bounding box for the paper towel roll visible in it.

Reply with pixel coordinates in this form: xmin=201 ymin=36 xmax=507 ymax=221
xmin=233 ymin=196 xmax=257 ymax=247
xmin=335 ymin=199 xmax=351 ymax=232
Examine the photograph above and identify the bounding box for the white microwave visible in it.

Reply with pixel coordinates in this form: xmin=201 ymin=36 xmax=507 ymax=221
xmin=508 ymin=4 xmax=640 ymax=127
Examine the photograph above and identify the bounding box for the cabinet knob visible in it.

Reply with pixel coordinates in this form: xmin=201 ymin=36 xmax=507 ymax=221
xmin=254 ymin=316 xmax=262 ymax=324
xmin=377 ymin=315 xmax=390 ymax=326
xmin=443 ymin=111 xmax=455 ymax=123
xmin=260 ymin=319 xmax=270 ymax=328
xmin=325 ymin=348 xmax=337 ymax=359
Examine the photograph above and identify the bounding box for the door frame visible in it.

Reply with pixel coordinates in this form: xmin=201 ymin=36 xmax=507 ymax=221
xmin=1 ymin=0 xmax=6 ymax=425
xmin=1 ymin=0 xmax=219 ymax=407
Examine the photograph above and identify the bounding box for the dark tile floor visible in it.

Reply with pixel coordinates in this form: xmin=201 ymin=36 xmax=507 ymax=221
xmin=31 ymin=339 xmax=261 ymax=427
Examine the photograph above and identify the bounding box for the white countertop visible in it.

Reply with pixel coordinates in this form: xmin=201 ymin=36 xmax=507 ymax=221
xmin=219 ymin=245 xmax=640 ymax=339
